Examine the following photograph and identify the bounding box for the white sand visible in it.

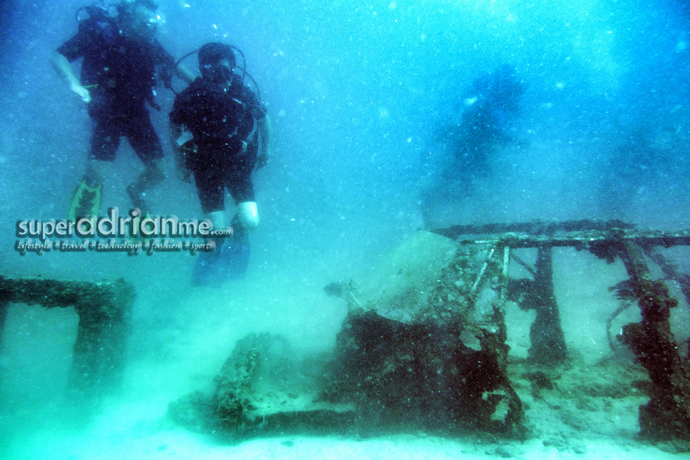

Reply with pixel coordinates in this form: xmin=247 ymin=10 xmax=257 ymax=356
xmin=6 ymin=400 xmax=686 ymax=460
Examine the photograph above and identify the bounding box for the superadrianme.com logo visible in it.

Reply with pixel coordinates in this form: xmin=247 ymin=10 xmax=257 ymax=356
xmin=15 ymin=207 xmax=233 ymax=256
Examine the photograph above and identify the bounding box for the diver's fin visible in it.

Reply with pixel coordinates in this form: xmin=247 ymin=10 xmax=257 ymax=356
xmin=191 ymin=241 xmax=224 ymax=286
xmin=192 ymin=249 xmax=221 ymax=286
xmin=219 ymin=236 xmax=250 ymax=279
xmin=191 ymin=237 xmax=250 ymax=287
xmin=126 ymin=184 xmax=150 ymax=217
xmin=68 ymin=178 xmax=102 ymax=221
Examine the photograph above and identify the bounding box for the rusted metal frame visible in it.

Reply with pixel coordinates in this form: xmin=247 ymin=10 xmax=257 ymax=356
xmin=530 ymin=246 xmax=568 ymax=363
xmin=493 ymin=242 xmax=525 ymax=431
xmin=497 ymin=244 xmax=510 ymax=343
xmin=454 ymin=232 xmax=690 ymax=250
xmin=605 ymin=301 xmax=633 ymax=352
xmin=468 ymin=240 xmax=525 ymax=432
xmin=616 ymin=241 xmax=690 ymax=440
xmin=642 ymin=245 xmax=690 ymax=307
xmin=0 ymin=275 xmax=135 ymax=401
xmin=470 ymin=247 xmax=495 ymax=299
xmin=509 ymin=251 xmax=536 ymax=277
xmin=433 ymin=219 xmax=635 ymax=240
xmin=435 ymin=223 xmax=690 ymax=439
xmin=469 ymin=238 xmax=569 ymax=365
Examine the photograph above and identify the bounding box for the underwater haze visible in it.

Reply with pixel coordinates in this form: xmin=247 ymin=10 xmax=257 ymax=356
xmin=1 ymin=0 xmax=690 ymax=459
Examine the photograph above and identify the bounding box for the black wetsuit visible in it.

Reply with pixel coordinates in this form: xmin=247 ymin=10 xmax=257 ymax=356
xmin=169 ymin=77 xmax=266 ymax=213
xmin=447 ymin=101 xmax=513 ymax=179
xmin=57 ymin=18 xmax=175 ymax=163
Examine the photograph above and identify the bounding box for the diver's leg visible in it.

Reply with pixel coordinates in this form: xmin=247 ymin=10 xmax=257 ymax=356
xmin=226 ymin=163 xmax=259 ymax=236
xmin=206 ymin=209 xmax=230 ymax=250
xmin=236 ymin=201 xmax=260 ymax=232
xmin=127 ymin=111 xmax=165 ymax=215
xmin=190 ymin=165 xmax=231 ymax=285
xmin=84 ymin=159 xmax=113 ymax=187
xmin=126 ymin=158 xmax=165 ymax=215
xmin=204 ymin=168 xmax=255 ymax=280
xmin=68 ymin=118 xmax=119 ymax=221
xmin=194 ymin=163 xmax=228 ymax=251
xmin=195 ymin=161 xmax=226 ymax=230
xmin=219 ymin=207 xmax=252 ymax=279
xmin=220 ymin=177 xmax=257 ymax=278
xmin=207 ymin=210 xmax=227 ymax=232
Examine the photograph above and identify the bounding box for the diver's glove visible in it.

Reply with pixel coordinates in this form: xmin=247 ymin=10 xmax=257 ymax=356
xmin=71 ymin=83 xmax=91 ymax=103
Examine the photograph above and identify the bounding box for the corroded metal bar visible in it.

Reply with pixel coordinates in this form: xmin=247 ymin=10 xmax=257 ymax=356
xmin=501 ymin=245 xmax=510 ymax=303
xmin=432 ymin=219 xmax=635 ymax=240
xmin=0 ymin=275 xmax=135 ymax=401
xmin=457 ymin=232 xmax=690 ymax=249
xmin=496 ymin=244 xmax=511 ymax=344
xmin=643 ymin=246 xmax=690 ymax=307
xmin=470 ymin=247 xmax=494 ymax=298
xmin=431 ymin=226 xmax=690 ymax=250
xmin=509 ymin=251 xmax=536 ymax=277
xmin=491 ymin=242 xmax=524 ymax=432
xmin=529 ymin=247 xmax=567 ymax=364
xmin=616 ymin=241 xmax=690 ymax=440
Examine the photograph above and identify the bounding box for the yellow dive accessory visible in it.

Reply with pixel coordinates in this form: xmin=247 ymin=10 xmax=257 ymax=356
xmin=68 ymin=178 xmax=102 ymax=221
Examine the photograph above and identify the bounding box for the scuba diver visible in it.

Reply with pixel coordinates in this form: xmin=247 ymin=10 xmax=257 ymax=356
xmin=52 ymin=0 xmax=194 ymax=221
xmin=421 ymin=65 xmax=525 ymax=225
xmin=169 ymin=42 xmax=271 ymax=286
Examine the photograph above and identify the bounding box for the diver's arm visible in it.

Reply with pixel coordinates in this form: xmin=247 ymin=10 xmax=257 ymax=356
xmin=256 ymin=114 xmax=272 ymax=170
xmin=175 ymin=63 xmax=195 ymax=84
xmin=51 ymin=51 xmax=91 ymax=103
xmin=169 ymin=122 xmax=192 ymax=183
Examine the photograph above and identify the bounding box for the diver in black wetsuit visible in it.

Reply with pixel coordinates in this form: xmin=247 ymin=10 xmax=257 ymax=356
xmin=169 ymin=42 xmax=271 ymax=285
xmin=52 ymin=0 xmax=194 ymax=220
xmin=421 ymin=65 xmax=524 ymax=224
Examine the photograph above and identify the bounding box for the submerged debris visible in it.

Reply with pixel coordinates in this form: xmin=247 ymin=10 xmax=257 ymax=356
xmin=168 ymin=332 xmax=354 ymax=439
xmin=170 ymin=230 xmax=525 ymax=439
xmin=169 ymin=222 xmax=690 ymax=446
xmin=323 ymin=231 xmax=524 ymax=437
xmin=0 ymin=275 xmax=134 ymax=402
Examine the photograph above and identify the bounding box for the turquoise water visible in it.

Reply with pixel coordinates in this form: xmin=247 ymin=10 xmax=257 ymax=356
xmin=1 ymin=0 xmax=690 ymax=458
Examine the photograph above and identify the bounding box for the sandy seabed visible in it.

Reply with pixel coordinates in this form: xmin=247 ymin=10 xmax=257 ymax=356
xmin=2 ymin=249 xmax=690 ymax=460
xmin=3 ymin=359 xmax=687 ymax=460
